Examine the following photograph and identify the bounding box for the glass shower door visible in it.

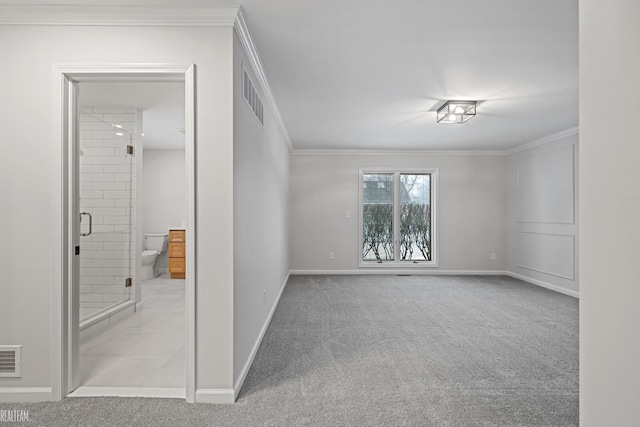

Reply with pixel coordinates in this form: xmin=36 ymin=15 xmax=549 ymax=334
xmin=78 ymin=107 xmax=136 ymax=322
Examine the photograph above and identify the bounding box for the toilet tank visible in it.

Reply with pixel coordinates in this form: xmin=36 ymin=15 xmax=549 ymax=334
xmin=145 ymin=233 xmax=169 ymax=253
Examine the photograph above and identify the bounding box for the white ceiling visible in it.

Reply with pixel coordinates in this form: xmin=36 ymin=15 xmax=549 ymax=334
xmin=4 ymin=0 xmax=578 ymax=151
xmin=233 ymin=0 xmax=579 ymax=151
xmin=78 ymin=81 xmax=185 ymax=149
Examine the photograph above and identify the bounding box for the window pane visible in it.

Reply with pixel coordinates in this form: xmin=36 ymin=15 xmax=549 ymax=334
xmin=399 ymin=174 xmax=431 ymax=261
xmin=362 ymin=174 xmax=394 ymax=261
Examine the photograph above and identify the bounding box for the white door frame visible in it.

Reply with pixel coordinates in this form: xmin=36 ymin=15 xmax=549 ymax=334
xmin=51 ymin=63 xmax=196 ymax=403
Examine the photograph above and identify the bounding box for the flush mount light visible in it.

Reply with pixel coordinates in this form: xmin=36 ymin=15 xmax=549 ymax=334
xmin=115 ymin=132 xmax=124 ymax=136
xmin=436 ymin=100 xmax=477 ymax=124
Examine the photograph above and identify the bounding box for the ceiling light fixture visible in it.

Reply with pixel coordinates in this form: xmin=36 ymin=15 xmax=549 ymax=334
xmin=436 ymin=100 xmax=476 ymax=124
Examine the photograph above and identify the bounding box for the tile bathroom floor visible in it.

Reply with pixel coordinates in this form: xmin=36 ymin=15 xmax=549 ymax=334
xmin=79 ymin=274 xmax=185 ymax=388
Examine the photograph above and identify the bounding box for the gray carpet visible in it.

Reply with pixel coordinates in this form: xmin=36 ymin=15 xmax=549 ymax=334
xmin=5 ymin=275 xmax=578 ymax=426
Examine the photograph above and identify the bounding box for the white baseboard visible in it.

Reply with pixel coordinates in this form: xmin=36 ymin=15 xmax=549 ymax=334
xmin=68 ymin=387 xmax=185 ymax=399
xmin=195 ymin=388 xmax=235 ymax=404
xmin=0 ymin=387 xmax=53 ymax=402
xmin=290 ymin=269 xmax=506 ymax=276
xmin=232 ymin=272 xmax=290 ymax=400
xmin=506 ymin=271 xmax=579 ymax=298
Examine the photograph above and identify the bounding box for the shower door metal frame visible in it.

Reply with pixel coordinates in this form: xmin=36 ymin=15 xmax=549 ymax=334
xmin=51 ymin=63 xmax=196 ymax=403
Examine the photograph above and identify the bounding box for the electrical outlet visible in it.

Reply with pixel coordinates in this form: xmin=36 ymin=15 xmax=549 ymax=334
xmin=346 ymin=211 xmax=351 ymax=218
xmin=490 ymin=253 xmax=497 ymax=261
xmin=329 ymin=251 xmax=335 ymax=260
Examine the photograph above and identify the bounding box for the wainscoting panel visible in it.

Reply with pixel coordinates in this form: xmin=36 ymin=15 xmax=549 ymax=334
xmin=517 ymin=145 xmax=575 ymax=224
xmin=517 ymin=231 xmax=575 ymax=280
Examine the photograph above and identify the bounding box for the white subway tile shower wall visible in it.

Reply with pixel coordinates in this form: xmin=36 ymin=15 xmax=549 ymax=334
xmin=79 ymin=107 xmax=136 ymax=320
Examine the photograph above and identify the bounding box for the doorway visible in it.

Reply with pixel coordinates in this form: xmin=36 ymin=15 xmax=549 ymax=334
xmin=51 ymin=64 xmax=196 ymax=402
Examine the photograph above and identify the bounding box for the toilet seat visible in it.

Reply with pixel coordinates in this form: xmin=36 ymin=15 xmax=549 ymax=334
xmin=142 ymin=250 xmax=158 ymax=256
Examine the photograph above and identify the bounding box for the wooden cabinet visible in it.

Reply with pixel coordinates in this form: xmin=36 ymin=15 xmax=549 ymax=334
xmin=168 ymin=229 xmax=186 ymax=279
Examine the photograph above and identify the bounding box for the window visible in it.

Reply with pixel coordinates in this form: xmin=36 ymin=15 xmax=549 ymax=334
xmin=359 ymin=169 xmax=438 ymax=267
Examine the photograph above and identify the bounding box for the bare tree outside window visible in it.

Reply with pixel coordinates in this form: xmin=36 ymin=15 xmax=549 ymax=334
xmin=362 ymin=174 xmax=393 ymax=261
xmin=400 ymin=174 xmax=431 ymax=261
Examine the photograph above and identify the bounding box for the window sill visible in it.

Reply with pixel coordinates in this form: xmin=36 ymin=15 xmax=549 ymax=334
xmin=359 ymin=261 xmax=439 ymax=268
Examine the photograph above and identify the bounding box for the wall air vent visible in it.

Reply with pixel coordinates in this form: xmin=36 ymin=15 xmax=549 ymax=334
xmin=0 ymin=346 xmax=21 ymax=377
xmin=243 ymin=67 xmax=264 ymax=126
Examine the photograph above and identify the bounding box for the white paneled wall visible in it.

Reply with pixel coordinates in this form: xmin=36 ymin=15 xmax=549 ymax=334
xmin=506 ymin=132 xmax=579 ymax=295
xmin=78 ymin=106 xmax=137 ymax=319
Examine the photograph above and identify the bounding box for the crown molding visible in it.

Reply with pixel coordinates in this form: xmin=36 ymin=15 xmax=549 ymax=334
xmin=291 ymin=126 xmax=580 ymax=156
xmin=234 ymin=7 xmax=293 ymax=151
xmin=290 ymin=149 xmax=505 ymax=156
xmin=504 ymin=126 xmax=579 ymax=155
xmin=0 ymin=5 xmax=240 ymax=26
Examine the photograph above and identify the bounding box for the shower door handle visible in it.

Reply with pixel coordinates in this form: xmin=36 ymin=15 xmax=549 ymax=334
xmin=80 ymin=212 xmax=92 ymax=236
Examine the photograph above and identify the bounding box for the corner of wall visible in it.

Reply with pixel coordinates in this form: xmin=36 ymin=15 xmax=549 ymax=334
xmin=231 ymin=14 xmax=292 ymax=397
xmin=194 ymin=389 xmax=235 ymax=404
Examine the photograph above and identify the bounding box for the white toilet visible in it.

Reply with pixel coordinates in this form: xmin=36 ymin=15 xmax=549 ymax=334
xmin=141 ymin=233 xmax=169 ymax=281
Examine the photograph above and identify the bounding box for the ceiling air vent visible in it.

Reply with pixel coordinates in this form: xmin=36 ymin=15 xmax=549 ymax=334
xmin=0 ymin=346 xmax=21 ymax=378
xmin=243 ymin=67 xmax=264 ymax=126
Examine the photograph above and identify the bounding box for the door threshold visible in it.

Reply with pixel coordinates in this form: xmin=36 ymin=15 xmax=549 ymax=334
xmin=68 ymin=387 xmax=185 ymax=399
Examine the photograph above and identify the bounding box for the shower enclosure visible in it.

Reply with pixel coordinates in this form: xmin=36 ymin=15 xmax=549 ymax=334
xmin=78 ymin=107 xmax=137 ymax=323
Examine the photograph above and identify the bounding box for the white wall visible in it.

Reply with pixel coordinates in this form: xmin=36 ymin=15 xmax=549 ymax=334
xmin=232 ymin=32 xmax=290 ymax=388
xmin=289 ymin=153 xmax=507 ymax=272
xmin=142 ymin=148 xmax=185 ymax=271
xmin=0 ymin=24 xmax=234 ymax=396
xmin=506 ymin=133 xmax=579 ymax=296
xmin=580 ymin=0 xmax=640 ymax=424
